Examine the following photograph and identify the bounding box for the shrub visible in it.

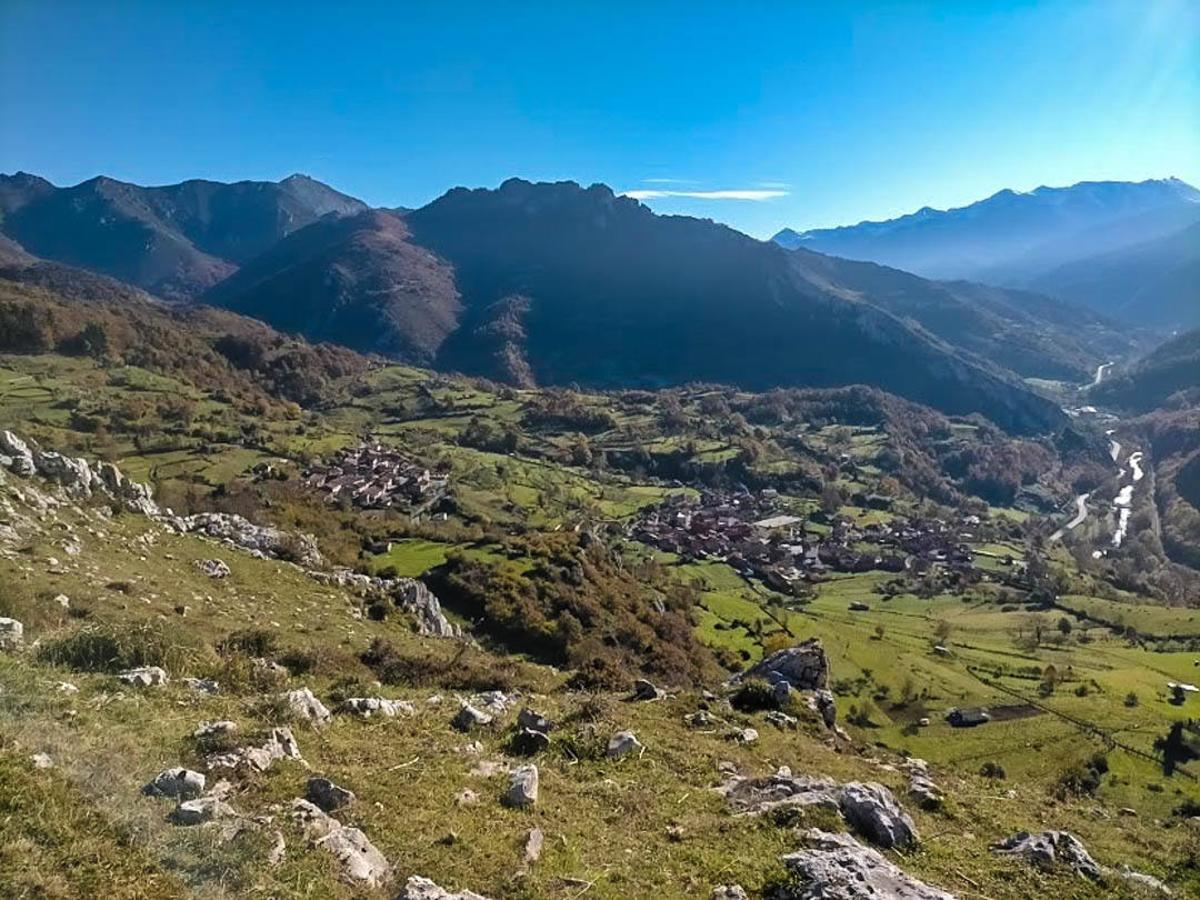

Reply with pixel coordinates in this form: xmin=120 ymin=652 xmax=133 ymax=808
xmin=218 ymin=628 xmax=278 ymax=658
xmin=980 ymin=761 xmax=1006 ymax=779
xmin=730 ymin=679 xmax=779 ymax=712
xmin=37 ymin=622 xmax=182 ymax=673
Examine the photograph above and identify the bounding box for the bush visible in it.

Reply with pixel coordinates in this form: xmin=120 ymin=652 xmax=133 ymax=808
xmin=37 ymin=622 xmax=182 ymax=673
xmin=731 ymin=679 xmax=780 ymax=712
xmin=362 ymin=638 xmax=524 ymax=692
xmin=218 ymin=628 xmax=278 ymax=658
xmin=1057 ymin=753 xmax=1108 ymax=797
xmin=980 ymin=761 xmax=1006 ymax=779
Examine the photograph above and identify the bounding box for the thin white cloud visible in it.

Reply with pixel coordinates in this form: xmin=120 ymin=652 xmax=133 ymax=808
xmin=642 ymin=177 xmax=697 ymax=185
xmin=623 ymin=188 xmax=790 ymax=201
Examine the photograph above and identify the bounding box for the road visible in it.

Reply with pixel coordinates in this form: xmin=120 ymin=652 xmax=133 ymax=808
xmin=1092 ymin=361 xmax=1113 ymax=387
xmin=1050 ymin=492 xmax=1090 ymax=542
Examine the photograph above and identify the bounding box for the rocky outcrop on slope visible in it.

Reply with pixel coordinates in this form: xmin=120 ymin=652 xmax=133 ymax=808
xmin=778 ymin=829 xmax=956 ymax=899
xmin=292 ymin=798 xmax=391 ymax=887
xmin=313 ymin=568 xmax=458 ymax=637
xmin=719 ymin=768 xmax=918 ymax=849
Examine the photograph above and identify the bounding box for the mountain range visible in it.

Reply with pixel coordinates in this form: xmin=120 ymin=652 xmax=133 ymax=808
xmin=3 ymin=170 xmax=1190 ymax=435
xmin=0 ymin=172 xmax=365 ymax=299
xmin=775 ymin=178 xmax=1200 ymax=327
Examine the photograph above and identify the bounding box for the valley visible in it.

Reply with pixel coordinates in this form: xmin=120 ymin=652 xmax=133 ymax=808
xmin=0 ymin=259 xmax=1198 ymax=896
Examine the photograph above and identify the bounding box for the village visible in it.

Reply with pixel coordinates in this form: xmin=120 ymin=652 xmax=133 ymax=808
xmin=630 ymin=488 xmax=1018 ymax=595
xmin=302 ymin=443 xmax=449 ymax=513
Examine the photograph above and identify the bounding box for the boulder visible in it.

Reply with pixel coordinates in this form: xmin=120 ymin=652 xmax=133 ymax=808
xmin=0 ymin=617 xmax=24 ymax=651
xmin=991 ymin=830 xmax=1101 ymax=881
xmin=283 ymin=687 xmax=332 ymax=724
xmin=391 ymin=578 xmax=458 ymax=637
xmin=169 ymin=512 xmax=323 ymax=566
xmin=32 ymin=449 xmax=98 ymax=498
xmin=452 ymin=703 xmax=493 ymax=732
xmin=839 ymin=782 xmax=918 ymax=849
xmin=730 ymin=638 xmax=829 ymax=691
xmin=712 ymin=887 xmax=749 ymax=900
xmin=728 ymin=727 xmax=758 ymax=744
xmin=504 ymin=764 xmax=539 ymax=808
xmin=779 ymin=829 xmax=956 ymax=899
xmin=143 ymin=767 xmax=206 ymax=799
xmin=292 ymin=799 xmax=391 ymax=887
xmin=606 ymin=730 xmax=643 ymax=759
xmin=339 ymin=697 xmax=415 ymax=718
xmin=171 ymin=796 xmax=236 ymax=826
xmin=399 ymin=875 xmax=491 ymax=900
xmin=307 ymin=776 xmax=357 ymax=812
xmin=207 ymin=727 xmax=301 ymax=772
xmin=718 ymin=771 xmax=842 ymax=817
xmin=0 ymin=431 xmax=35 ymax=476
xmin=118 ymin=666 xmax=168 ymax=687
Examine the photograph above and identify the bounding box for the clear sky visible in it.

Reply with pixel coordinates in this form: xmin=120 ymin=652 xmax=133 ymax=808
xmin=2 ymin=1 xmax=1196 ymax=238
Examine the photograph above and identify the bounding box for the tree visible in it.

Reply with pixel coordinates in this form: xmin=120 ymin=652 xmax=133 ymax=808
xmin=933 ymin=620 xmax=952 ymax=643
xmin=819 ymin=483 xmax=843 ymax=515
xmin=1057 ymin=616 xmax=1073 ymax=636
xmin=873 ymin=623 xmax=886 ymax=641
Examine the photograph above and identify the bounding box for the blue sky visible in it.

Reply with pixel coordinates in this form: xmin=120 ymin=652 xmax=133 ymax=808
xmin=2 ymin=1 xmax=1196 ymax=238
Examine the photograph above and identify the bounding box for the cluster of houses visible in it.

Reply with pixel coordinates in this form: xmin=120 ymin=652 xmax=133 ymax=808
xmin=302 ymin=443 xmax=448 ymax=512
xmin=631 ymin=490 xmax=1004 ymax=593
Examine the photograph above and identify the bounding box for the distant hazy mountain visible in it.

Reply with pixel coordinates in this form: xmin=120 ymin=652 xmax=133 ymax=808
xmin=774 ymin=178 xmax=1200 ymax=324
xmin=209 ymin=178 xmax=1064 ymax=432
xmin=1029 ymin=220 xmax=1200 ymax=329
xmin=0 ymin=172 xmax=366 ymax=298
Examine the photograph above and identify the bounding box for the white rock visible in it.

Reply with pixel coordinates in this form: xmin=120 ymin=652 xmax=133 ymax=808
xmin=780 ymin=829 xmax=955 ymax=899
xmin=118 ymin=666 xmax=168 ymax=687
xmin=143 ymin=767 xmax=206 ymax=799
xmin=283 ymin=687 xmax=331 ymax=724
xmin=504 ymin=764 xmax=539 ymax=808
xmin=292 ymin=798 xmax=391 ymax=887
xmin=399 ymin=875 xmax=491 ymax=900
xmin=0 ymin=617 xmax=24 ymax=650
xmin=606 ymin=730 xmax=643 ymax=759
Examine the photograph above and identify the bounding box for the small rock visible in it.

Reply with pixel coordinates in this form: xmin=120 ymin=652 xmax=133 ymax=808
xmin=51 ymin=593 xmax=70 ymax=609
xmin=171 ymin=796 xmax=235 ymax=826
xmin=0 ymin=617 xmax=25 ymax=650
xmin=712 ymin=887 xmax=749 ymax=900
xmin=31 ymin=752 xmax=53 ymax=769
xmin=452 ymin=703 xmax=493 ymax=732
xmin=307 ymin=776 xmax=357 ymax=812
xmin=143 ymin=767 xmax=206 ymax=799
xmin=1118 ymin=865 xmax=1172 ymax=895
xmin=729 ymin=727 xmax=759 ymax=744
xmin=283 ymin=687 xmax=332 ymax=724
xmin=632 ymin=678 xmax=665 ymax=701
xmin=455 ymin=788 xmax=479 ymax=806
xmin=196 ymin=558 xmax=232 ymax=579
xmin=183 ymin=677 xmax=220 ymax=694
xmin=516 ymin=707 xmax=553 ymax=732
xmin=606 ymin=730 xmax=643 ymax=759
xmin=194 ymin=720 xmax=237 ymax=739
xmin=267 ymin=830 xmax=286 ymax=866
xmin=55 ymin=681 xmax=78 ymax=694
xmin=292 ymin=798 xmax=391 ymax=887
xmin=504 ymin=764 xmax=539 ymax=808
xmin=339 ymin=697 xmax=415 ymax=718
xmin=766 ymin=710 xmax=798 ymax=730
xmin=399 ymin=875 xmax=490 ymax=900
xmin=524 ymin=827 xmax=544 ymax=863
xmin=991 ymin=830 xmax=1101 ymax=881
xmin=118 ymin=666 xmax=168 ymax=687
xmin=511 ymin=727 xmax=551 ymax=755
